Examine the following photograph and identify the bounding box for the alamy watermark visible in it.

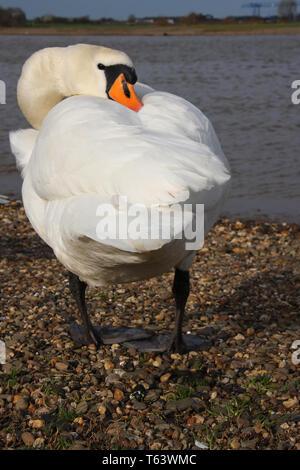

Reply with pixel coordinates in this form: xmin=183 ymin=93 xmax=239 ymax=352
xmin=0 ymin=340 xmax=6 ymax=365
xmin=291 ymin=340 xmax=300 ymax=365
xmin=0 ymin=80 xmax=6 ymax=104
xmin=95 ymin=196 xmax=204 ymax=250
xmin=291 ymin=80 xmax=300 ymax=105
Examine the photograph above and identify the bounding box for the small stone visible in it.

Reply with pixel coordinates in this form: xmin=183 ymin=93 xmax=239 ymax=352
xmin=235 ymin=221 xmax=244 ymax=228
xmin=131 ymin=399 xmax=146 ymax=410
xmin=170 ymin=354 xmax=181 ymax=360
xmin=55 ymin=362 xmax=69 ymax=371
xmin=1 ymin=394 xmax=12 ymax=402
xmin=283 ymin=397 xmax=298 ymax=409
xmin=33 ymin=437 xmax=45 ymax=449
xmin=187 ymin=417 xmax=195 ymax=425
xmin=153 ymin=356 xmax=162 ymax=367
xmin=237 ymin=417 xmax=250 ymax=428
xmin=176 ymin=398 xmax=194 ymax=411
xmin=259 ymin=314 xmax=269 ymax=322
xmin=73 ymin=417 xmax=84 ymax=425
xmin=114 ymin=389 xmax=124 ymax=401
xmin=3 ymin=363 xmax=12 ymax=374
xmin=195 ymin=440 xmax=208 ymax=450
xmin=194 ymin=415 xmax=205 ymax=424
xmin=21 ymin=432 xmax=35 ymax=447
xmin=15 ymin=397 xmax=28 ymax=411
xmin=29 ymin=419 xmax=44 ymax=429
xmin=150 ymin=442 xmax=162 ymax=450
xmin=76 ymin=401 xmax=88 ymax=414
xmin=234 ymin=334 xmax=245 ymax=341
xmin=165 ymin=400 xmax=178 ymax=412
xmin=145 ymin=390 xmax=160 ymax=402
xmin=104 ymin=361 xmax=114 ymax=371
xmin=113 ymin=368 xmax=126 ymax=377
xmin=254 ymin=424 xmax=263 ymax=434
xmin=36 ymin=407 xmax=50 ymax=416
xmin=191 ymin=397 xmax=205 ymax=411
xmin=105 ymin=374 xmax=122 ymax=385
xmin=160 ymin=373 xmax=171 ymax=383
xmin=231 ymin=439 xmax=241 ymax=450
xmin=155 ymin=313 xmax=164 ymax=321
xmin=241 ymin=439 xmax=257 ymax=450
xmin=98 ymin=404 xmax=106 ymax=415
xmin=280 ymin=423 xmax=289 ymax=429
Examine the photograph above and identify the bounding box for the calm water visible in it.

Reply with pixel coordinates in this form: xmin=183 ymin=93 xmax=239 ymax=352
xmin=0 ymin=35 xmax=299 ymax=222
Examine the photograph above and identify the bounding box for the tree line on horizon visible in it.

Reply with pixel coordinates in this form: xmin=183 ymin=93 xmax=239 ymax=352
xmin=0 ymin=10 xmax=218 ymax=26
xmin=0 ymin=6 xmax=26 ymax=26
xmin=0 ymin=4 xmax=299 ymax=27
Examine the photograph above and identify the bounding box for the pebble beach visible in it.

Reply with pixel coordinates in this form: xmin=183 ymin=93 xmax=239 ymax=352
xmin=0 ymin=200 xmax=299 ymax=450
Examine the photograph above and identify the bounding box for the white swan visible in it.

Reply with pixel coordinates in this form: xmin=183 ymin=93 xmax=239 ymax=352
xmin=10 ymin=44 xmax=231 ymax=353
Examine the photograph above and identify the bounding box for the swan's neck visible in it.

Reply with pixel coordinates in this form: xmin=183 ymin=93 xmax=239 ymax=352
xmin=17 ymin=48 xmax=69 ymax=130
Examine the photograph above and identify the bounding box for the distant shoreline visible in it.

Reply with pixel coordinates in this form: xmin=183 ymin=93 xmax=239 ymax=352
xmin=1 ymin=24 xmax=300 ymax=36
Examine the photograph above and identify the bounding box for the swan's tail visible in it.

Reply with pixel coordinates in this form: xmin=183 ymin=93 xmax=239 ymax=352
xmin=9 ymin=129 xmax=38 ymax=176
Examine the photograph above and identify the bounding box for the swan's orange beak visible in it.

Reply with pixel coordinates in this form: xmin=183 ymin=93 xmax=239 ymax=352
xmin=108 ymin=73 xmax=143 ymax=112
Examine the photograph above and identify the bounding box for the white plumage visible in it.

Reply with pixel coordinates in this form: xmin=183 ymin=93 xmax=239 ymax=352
xmin=10 ymin=44 xmax=230 ymax=286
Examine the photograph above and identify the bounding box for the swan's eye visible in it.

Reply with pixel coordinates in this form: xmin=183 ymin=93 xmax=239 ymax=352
xmin=97 ymin=64 xmax=106 ymax=70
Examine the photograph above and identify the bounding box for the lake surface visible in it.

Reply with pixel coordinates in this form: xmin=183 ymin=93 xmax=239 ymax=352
xmin=0 ymin=34 xmax=299 ymax=222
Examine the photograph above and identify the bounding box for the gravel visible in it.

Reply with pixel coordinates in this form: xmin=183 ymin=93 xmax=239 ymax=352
xmin=0 ymin=200 xmax=299 ymax=450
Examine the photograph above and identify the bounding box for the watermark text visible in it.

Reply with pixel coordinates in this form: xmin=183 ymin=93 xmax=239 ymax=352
xmin=0 ymin=80 xmax=6 ymax=104
xmin=95 ymin=196 xmax=204 ymax=250
xmin=0 ymin=340 xmax=6 ymax=364
xmin=291 ymin=80 xmax=300 ymax=105
xmin=291 ymin=340 xmax=300 ymax=365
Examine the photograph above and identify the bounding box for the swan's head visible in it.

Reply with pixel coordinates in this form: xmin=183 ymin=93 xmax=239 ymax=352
xmin=17 ymin=44 xmax=143 ymax=129
xmin=64 ymin=44 xmax=143 ymax=112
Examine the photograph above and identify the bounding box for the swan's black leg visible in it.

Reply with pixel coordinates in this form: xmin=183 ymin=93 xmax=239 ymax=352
xmin=68 ymin=271 xmax=99 ymax=346
xmin=122 ymin=268 xmax=213 ymax=353
xmin=168 ymin=268 xmax=190 ymax=353
xmin=68 ymin=271 xmax=154 ymax=346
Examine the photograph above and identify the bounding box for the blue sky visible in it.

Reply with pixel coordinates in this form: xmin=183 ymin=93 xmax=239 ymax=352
xmin=0 ymin=0 xmax=279 ymax=19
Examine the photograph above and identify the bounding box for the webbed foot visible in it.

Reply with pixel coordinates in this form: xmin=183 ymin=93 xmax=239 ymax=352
xmin=122 ymin=332 xmax=213 ymax=353
xmin=69 ymin=321 xmax=154 ymax=346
